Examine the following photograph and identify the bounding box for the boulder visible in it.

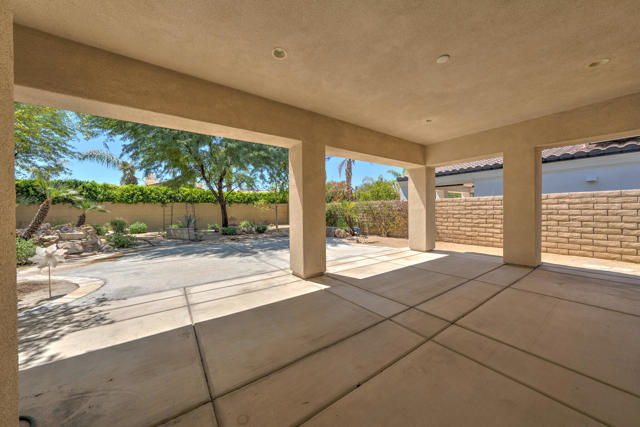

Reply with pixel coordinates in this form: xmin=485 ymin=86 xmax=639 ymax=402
xmin=58 ymin=241 xmax=84 ymax=254
xmin=78 ymin=225 xmax=97 ymax=235
xmin=59 ymin=231 xmax=86 ymax=240
xmin=334 ymin=228 xmax=349 ymax=238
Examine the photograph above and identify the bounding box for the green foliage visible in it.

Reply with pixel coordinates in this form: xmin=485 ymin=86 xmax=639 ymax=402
xmin=16 ymin=179 xmax=288 ymax=205
xmin=355 ymin=180 xmax=399 ymax=201
xmin=207 ymin=224 xmax=220 ymax=231
xmin=221 ymin=226 xmax=237 ymax=235
xmin=73 ymin=199 xmax=108 ymax=214
xmin=168 ymin=223 xmax=183 ymax=228
xmin=109 ymin=218 xmax=128 ymax=233
xmin=106 ymin=233 xmax=138 ymax=248
xmin=16 ymin=238 xmax=36 ymax=265
xmin=129 ymin=222 xmax=147 ymax=234
xmin=91 ymin=224 xmax=106 ymax=236
xmin=326 ymin=201 xmax=405 ymax=237
xmin=326 ymin=181 xmax=350 ymax=203
xmin=78 ymin=114 xmax=289 ymax=226
xmin=240 ymin=220 xmax=253 ymax=228
xmin=14 ymin=103 xmax=81 ymax=177
xmin=255 ymin=225 xmax=267 ymax=233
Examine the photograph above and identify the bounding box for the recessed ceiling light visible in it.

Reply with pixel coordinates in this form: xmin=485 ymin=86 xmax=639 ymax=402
xmin=272 ymin=47 xmax=288 ymax=60
xmin=436 ymin=54 xmax=450 ymax=64
xmin=588 ymin=58 xmax=610 ymax=68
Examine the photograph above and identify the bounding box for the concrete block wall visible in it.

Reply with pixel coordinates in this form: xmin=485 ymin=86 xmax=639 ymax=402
xmin=435 ymin=196 xmax=503 ymax=247
xmin=435 ymin=189 xmax=640 ymax=263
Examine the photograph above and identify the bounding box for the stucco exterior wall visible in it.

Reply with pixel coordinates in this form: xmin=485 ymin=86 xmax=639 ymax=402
xmin=16 ymin=202 xmax=289 ymax=231
xmin=435 ymin=152 xmax=640 ymax=197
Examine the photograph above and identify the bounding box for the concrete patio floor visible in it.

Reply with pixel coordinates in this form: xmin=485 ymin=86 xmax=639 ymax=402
xmin=18 ymin=248 xmax=640 ymax=426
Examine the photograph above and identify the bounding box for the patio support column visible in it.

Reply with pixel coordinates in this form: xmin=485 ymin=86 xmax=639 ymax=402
xmin=289 ymin=141 xmax=326 ymax=278
xmin=408 ymin=166 xmax=436 ymax=251
xmin=503 ymin=146 xmax=542 ymax=266
xmin=0 ymin=6 xmax=17 ymax=423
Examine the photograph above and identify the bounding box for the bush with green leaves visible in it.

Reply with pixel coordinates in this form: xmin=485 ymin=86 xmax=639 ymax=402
xmin=16 ymin=238 xmax=36 ymax=265
xmin=16 ymin=179 xmax=289 ymax=205
xmin=91 ymin=224 xmax=106 ymax=236
xmin=240 ymin=220 xmax=253 ymax=228
xmin=106 ymin=233 xmax=138 ymax=248
xmin=109 ymin=218 xmax=128 ymax=233
xmin=221 ymin=226 xmax=237 ymax=235
xmin=255 ymin=225 xmax=267 ymax=233
xmin=168 ymin=223 xmax=184 ymax=229
xmin=129 ymin=221 xmax=147 ymax=234
xmin=208 ymin=223 xmax=220 ymax=231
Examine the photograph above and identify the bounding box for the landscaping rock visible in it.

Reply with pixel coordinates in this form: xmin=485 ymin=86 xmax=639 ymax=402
xmin=326 ymin=226 xmax=337 ymax=237
xmin=58 ymin=241 xmax=84 ymax=254
xmin=59 ymin=231 xmax=86 ymax=241
xmin=334 ymin=228 xmax=349 ymax=238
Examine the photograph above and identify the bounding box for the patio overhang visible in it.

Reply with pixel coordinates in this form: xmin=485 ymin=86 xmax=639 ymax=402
xmin=2 ymin=1 xmax=640 ymax=423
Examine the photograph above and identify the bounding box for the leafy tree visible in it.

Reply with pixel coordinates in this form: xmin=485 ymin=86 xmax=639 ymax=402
xmin=79 ymin=115 xmax=285 ymax=227
xmin=254 ymin=146 xmax=288 ymax=228
xmin=72 ymin=200 xmax=108 ymax=226
xmin=20 ymin=171 xmax=81 ymax=239
xmin=356 ymin=179 xmax=399 ymax=201
xmin=14 ymin=103 xmax=79 ymax=177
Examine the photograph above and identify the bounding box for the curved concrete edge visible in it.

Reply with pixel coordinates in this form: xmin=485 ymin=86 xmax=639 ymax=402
xmin=19 ymin=275 xmax=104 ymax=304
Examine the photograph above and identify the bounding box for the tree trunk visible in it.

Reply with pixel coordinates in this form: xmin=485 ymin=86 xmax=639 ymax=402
xmin=76 ymin=213 xmax=86 ymax=227
xmin=346 ymin=160 xmax=353 ymax=198
xmin=274 ymin=184 xmax=278 ymax=229
xmin=220 ymin=199 xmax=229 ymax=227
xmin=21 ymin=199 xmax=51 ymax=240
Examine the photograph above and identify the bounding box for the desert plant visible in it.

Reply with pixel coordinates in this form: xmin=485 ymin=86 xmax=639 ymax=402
xmin=240 ymin=220 xmax=253 ymax=228
xmin=16 ymin=238 xmax=36 ymax=265
xmin=255 ymin=225 xmax=267 ymax=233
xmin=91 ymin=224 xmax=106 ymax=236
xmin=106 ymin=233 xmax=138 ymax=248
xmin=169 ymin=223 xmax=184 ymax=228
xmin=207 ymin=223 xmax=220 ymax=231
xmin=109 ymin=218 xmax=128 ymax=233
xmin=73 ymin=200 xmax=108 ymax=226
xmin=221 ymin=226 xmax=237 ymax=235
xmin=129 ymin=222 xmax=147 ymax=234
xmin=20 ymin=171 xmax=81 ymax=240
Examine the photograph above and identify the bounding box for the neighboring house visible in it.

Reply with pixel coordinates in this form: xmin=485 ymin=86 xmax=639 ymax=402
xmin=397 ymin=137 xmax=640 ymax=199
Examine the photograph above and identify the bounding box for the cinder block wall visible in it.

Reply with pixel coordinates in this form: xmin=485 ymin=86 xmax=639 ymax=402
xmin=435 ymin=189 xmax=640 ymax=263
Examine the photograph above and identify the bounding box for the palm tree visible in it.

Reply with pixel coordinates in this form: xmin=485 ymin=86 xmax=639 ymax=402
xmin=387 ymin=168 xmax=408 ymax=178
xmin=20 ymin=171 xmax=81 ymax=240
xmin=338 ymin=159 xmax=355 ymax=198
xmin=80 ymin=149 xmax=138 ymax=185
xmin=73 ymin=200 xmax=108 ymax=226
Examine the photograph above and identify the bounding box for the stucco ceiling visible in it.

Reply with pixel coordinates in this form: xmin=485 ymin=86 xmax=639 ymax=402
xmin=10 ymin=0 xmax=640 ymax=145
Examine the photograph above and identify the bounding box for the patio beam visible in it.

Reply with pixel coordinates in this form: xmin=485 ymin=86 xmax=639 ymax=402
xmin=289 ymin=141 xmax=326 ymax=278
xmin=408 ymin=166 xmax=436 ymax=252
xmin=0 ymin=7 xmax=17 ymax=424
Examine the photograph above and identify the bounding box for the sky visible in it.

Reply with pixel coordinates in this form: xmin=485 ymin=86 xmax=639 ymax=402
xmin=63 ymin=134 xmax=405 ymax=187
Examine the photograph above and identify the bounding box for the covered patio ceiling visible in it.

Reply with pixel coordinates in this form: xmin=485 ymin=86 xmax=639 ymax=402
xmin=10 ymin=0 xmax=640 ymax=144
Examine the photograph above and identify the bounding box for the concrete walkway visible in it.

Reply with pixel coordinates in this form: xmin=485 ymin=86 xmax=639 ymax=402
xmin=18 ymin=247 xmax=640 ymax=426
xmin=20 ymin=237 xmax=390 ymax=303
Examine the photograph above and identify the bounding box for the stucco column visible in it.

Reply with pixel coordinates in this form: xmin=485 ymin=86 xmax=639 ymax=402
xmin=0 ymin=6 xmax=17 ymax=424
xmin=289 ymin=141 xmax=326 ymax=278
xmin=503 ymin=146 xmax=542 ymax=266
xmin=408 ymin=166 xmax=436 ymax=251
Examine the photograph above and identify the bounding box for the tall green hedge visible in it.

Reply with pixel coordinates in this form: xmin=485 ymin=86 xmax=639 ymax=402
xmin=16 ymin=179 xmax=288 ymax=205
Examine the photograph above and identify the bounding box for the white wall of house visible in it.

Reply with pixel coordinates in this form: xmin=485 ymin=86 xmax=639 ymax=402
xmin=398 ymin=152 xmax=640 ymax=198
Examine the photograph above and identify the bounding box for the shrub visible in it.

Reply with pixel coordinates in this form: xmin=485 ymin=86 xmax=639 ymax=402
xmin=109 ymin=218 xmax=128 ymax=233
xmin=106 ymin=233 xmax=138 ymax=248
xmin=255 ymin=225 xmax=267 ymax=233
xmin=168 ymin=223 xmax=184 ymax=228
xmin=221 ymin=226 xmax=237 ymax=235
xmin=207 ymin=223 xmax=220 ymax=231
xmin=16 ymin=179 xmax=289 ymax=205
xmin=240 ymin=220 xmax=253 ymax=228
xmin=91 ymin=224 xmax=106 ymax=236
xmin=16 ymin=238 xmax=36 ymax=265
xmin=129 ymin=222 xmax=147 ymax=234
